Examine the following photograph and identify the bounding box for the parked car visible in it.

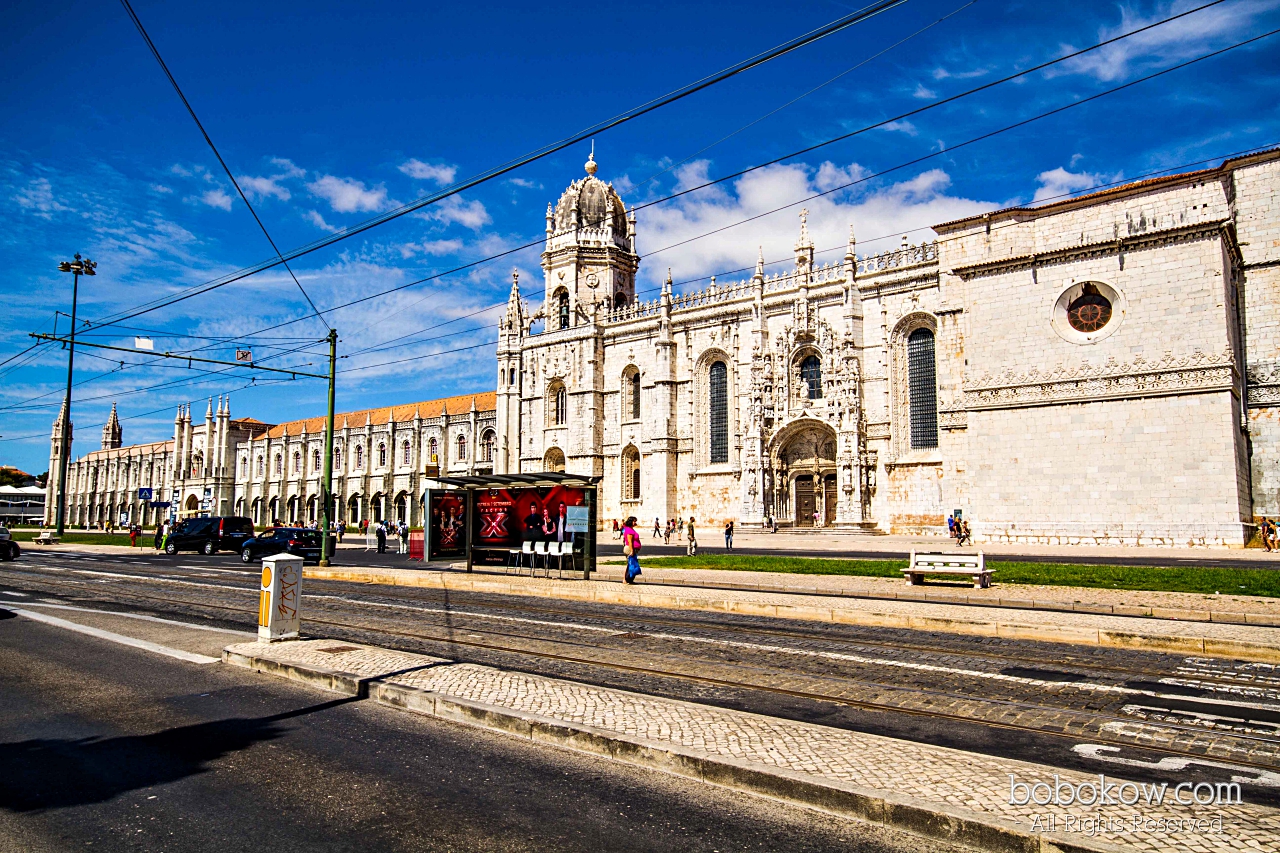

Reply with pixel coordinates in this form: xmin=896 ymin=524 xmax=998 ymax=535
xmin=163 ymin=516 xmax=255 ymax=555
xmin=0 ymin=525 xmax=19 ymax=561
xmin=239 ymin=527 xmax=324 ymax=564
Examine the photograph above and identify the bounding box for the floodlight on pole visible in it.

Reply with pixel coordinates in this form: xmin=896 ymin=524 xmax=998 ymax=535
xmin=53 ymin=253 xmax=97 ymax=536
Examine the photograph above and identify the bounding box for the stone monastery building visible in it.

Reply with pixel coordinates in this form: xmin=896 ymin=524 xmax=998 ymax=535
xmin=494 ymin=149 xmax=1280 ymax=546
xmin=49 ymin=148 xmax=1280 ymax=546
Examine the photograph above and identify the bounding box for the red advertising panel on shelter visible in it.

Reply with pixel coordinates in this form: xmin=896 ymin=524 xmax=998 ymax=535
xmin=474 ymin=486 xmax=586 ymax=550
xmin=427 ymin=490 xmax=468 ymax=561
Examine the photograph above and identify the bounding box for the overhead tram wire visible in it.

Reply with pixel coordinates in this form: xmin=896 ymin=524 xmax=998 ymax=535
xmin=333 ymin=138 xmax=1280 ymax=364
xmin=628 ymin=0 xmax=981 ymax=194
xmin=80 ymin=0 xmax=912 ymax=334
xmin=199 ymin=0 xmax=1249 ymax=350
xmin=117 ymin=0 xmax=328 ymax=333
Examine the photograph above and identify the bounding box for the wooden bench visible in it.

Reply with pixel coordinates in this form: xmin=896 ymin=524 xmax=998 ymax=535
xmin=903 ymin=550 xmax=991 ymax=588
xmin=31 ymin=530 xmax=60 ymax=545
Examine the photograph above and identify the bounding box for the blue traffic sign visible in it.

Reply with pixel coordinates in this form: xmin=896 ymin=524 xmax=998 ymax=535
xmin=137 ymin=487 xmax=153 ymax=500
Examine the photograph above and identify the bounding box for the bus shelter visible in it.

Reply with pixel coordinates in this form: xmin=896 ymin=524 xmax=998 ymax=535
xmin=427 ymin=472 xmax=600 ymax=578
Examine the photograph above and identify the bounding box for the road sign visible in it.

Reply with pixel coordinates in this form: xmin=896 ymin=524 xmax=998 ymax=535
xmin=138 ymin=487 xmax=153 ymax=500
xmin=235 ymin=349 xmax=253 ymax=363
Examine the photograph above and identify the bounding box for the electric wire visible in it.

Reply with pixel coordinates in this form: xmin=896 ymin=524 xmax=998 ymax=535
xmin=117 ymin=0 xmax=329 ymax=332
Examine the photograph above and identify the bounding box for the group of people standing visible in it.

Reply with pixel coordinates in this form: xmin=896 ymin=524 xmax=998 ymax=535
xmin=1259 ymin=518 xmax=1280 ymax=551
xmin=946 ymin=514 xmax=972 ymax=546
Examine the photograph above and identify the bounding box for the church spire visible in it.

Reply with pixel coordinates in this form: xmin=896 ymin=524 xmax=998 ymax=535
xmin=101 ymin=402 xmax=121 ymax=450
xmin=794 ymin=208 xmax=814 ymax=270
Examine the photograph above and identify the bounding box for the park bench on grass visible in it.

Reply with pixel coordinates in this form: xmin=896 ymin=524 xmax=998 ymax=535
xmin=31 ymin=530 xmax=60 ymax=545
xmin=903 ymin=550 xmax=992 ymax=589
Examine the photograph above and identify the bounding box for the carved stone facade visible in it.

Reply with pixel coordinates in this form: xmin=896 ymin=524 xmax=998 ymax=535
xmin=495 ymin=148 xmax=1280 ymax=546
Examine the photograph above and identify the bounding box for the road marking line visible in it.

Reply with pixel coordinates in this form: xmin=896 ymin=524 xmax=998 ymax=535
xmin=22 ymin=601 xmax=254 ymax=635
xmin=1 ymin=591 xmax=29 ymax=597
xmin=0 ymin=605 xmax=221 ymax=664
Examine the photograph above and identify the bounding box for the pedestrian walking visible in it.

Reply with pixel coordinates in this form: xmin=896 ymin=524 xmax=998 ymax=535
xmin=653 ymin=517 xmax=661 ymax=539
xmin=947 ymin=514 xmax=956 ymax=540
xmin=956 ymin=519 xmax=972 ymax=546
xmin=621 ymin=516 xmax=642 ymax=584
xmin=376 ymin=521 xmax=387 ymax=554
xmin=677 ymin=517 xmax=684 ymax=541
xmin=663 ymin=519 xmax=673 ymax=544
xmin=612 ymin=518 xmax=620 ymax=540
xmin=686 ymin=517 xmax=697 ymax=556
xmin=1263 ymin=518 xmax=1275 ymax=552
xmin=398 ymin=519 xmax=409 ymax=554
xmin=153 ymin=522 xmax=164 ymax=550
xmin=724 ymin=520 xmax=733 ymax=550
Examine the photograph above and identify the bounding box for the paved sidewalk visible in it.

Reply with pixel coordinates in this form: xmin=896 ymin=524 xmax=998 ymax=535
xmin=225 ymin=638 xmax=1280 ymax=853
xmin=306 ymin=565 xmax=1280 ymax=664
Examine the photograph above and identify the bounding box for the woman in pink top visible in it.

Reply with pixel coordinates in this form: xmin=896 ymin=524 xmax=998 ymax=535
xmin=621 ymin=516 xmax=642 ymax=584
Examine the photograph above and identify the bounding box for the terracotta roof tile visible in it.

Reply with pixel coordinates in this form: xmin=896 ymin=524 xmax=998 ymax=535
xmin=253 ymin=391 xmax=496 ymax=440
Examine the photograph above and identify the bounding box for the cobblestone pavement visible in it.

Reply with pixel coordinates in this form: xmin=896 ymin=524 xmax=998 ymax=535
xmin=5 ymin=554 xmax=1280 ymax=838
xmin=228 ymin=639 xmax=1280 ymax=853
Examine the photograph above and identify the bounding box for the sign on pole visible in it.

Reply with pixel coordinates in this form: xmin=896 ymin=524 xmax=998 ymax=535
xmin=235 ymin=349 xmax=253 ymax=363
xmin=137 ymin=487 xmax=153 ymax=501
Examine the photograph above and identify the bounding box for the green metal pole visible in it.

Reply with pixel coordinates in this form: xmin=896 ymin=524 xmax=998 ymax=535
xmin=318 ymin=328 xmax=338 ymax=566
xmin=55 ymin=270 xmax=80 ymax=537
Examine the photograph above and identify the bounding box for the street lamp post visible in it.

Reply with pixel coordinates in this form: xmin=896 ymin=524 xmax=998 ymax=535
xmin=54 ymin=253 xmax=96 ymax=536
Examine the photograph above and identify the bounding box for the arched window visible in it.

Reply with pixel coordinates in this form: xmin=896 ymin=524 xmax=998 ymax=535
xmin=481 ymin=430 xmax=495 ymax=462
xmin=313 ymin=449 xmax=321 ymax=472
xmin=274 ymin=454 xmax=282 ymax=476
xmin=622 ymin=445 xmax=640 ymax=501
xmin=355 ymin=445 xmax=364 ymax=469
xmin=800 ymin=355 xmax=822 ymax=400
xmin=509 ymin=367 xmax=516 ymax=385
xmin=624 ymin=369 xmax=641 ymax=421
xmin=907 ymin=328 xmax=939 ymax=450
xmin=334 ymin=446 xmax=341 ymax=470
xmin=548 ymin=383 xmax=568 ymax=426
xmin=378 ymin=443 xmax=386 ymax=467
xmin=709 ymin=361 xmax=728 ymax=464
xmin=544 ymin=447 xmax=565 ymax=473
xmin=256 ymin=455 xmax=264 ymax=476
xmin=556 ymin=290 xmax=570 ymax=330
xmin=614 ymin=292 xmax=628 ymax=310
xmin=402 ymin=440 xmax=411 ymax=465
xmin=292 ymin=451 xmax=300 ymax=473
xmin=457 ymin=434 xmax=467 ymax=460
xmin=240 ymin=457 xmax=247 ymax=477
xmin=428 ymin=437 xmax=438 ymax=463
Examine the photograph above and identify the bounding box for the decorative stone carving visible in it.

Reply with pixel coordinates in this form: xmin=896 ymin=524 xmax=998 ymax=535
xmin=964 ymin=349 xmax=1237 ymax=410
xmin=1247 ymin=360 xmax=1280 ymax=407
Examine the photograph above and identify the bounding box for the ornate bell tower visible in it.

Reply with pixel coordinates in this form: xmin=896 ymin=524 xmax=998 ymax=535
xmin=541 ymin=151 xmax=639 ymax=326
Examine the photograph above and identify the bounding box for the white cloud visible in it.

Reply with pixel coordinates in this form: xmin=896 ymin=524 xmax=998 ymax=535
xmin=637 ymin=161 xmax=995 ymax=289
xmin=1050 ymin=0 xmax=1280 ymax=82
xmin=416 ymin=195 xmax=491 ymax=230
xmin=399 ymin=159 xmax=458 ymax=184
xmin=239 ymin=174 xmax=291 ymax=201
xmin=12 ymin=178 xmax=69 ymax=218
xmin=304 ymin=209 xmax=340 ymax=232
xmin=150 ymin=183 xmax=173 ymax=194
xmin=912 ymin=83 xmax=937 ymax=100
xmin=169 ymin=163 xmax=194 ymax=177
xmin=398 ymin=238 xmax=465 ymax=258
xmin=307 ymin=175 xmax=389 ymax=213
xmin=507 ymin=177 xmax=542 ymax=189
xmin=268 ymin=157 xmax=306 ymax=178
xmin=1032 ymin=166 xmax=1114 ymax=202
xmin=199 ymin=188 xmax=233 ymax=211
xmin=880 ymin=120 xmax=918 ymax=136
xmin=932 ymin=65 xmax=989 ymax=80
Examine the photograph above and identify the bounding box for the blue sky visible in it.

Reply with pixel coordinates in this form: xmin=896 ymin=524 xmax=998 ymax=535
xmin=2 ymin=0 xmax=1278 ymax=474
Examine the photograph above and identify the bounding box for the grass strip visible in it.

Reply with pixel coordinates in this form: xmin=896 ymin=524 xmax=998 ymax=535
xmin=8 ymin=530 xmax=145 ymax=547
xmin=638 ymin=554 xmax=1280 ymax=598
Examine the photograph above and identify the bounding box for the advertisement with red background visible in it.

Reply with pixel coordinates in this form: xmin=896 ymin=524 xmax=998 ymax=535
xmin=474 ymin=486 xmax=586 ymax=550
xmin=427 ymin=490 xmax=468 ymax=561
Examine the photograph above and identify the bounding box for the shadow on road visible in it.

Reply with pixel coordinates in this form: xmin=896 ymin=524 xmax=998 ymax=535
xmin=0 ymin=696 xmax=357 ymax=812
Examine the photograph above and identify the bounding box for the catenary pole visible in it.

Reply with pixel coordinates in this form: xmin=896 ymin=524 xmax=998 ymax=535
xmin=319 ymin=329 xmax=338 ymax=567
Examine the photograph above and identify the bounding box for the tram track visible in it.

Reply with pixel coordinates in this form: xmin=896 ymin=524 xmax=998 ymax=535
xmin=3 ymin=562 xmax=1280 ymax=781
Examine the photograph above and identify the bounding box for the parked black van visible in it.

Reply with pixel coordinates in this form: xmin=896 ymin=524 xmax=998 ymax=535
xmin=164 ymin=516 xmax=255 ymax=555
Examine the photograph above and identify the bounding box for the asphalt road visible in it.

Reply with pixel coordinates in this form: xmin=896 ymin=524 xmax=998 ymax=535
xmin=0 ymin=615 xmax=967 ymax=853
xmin=6 ymin=550 xmax=1280 ymax=800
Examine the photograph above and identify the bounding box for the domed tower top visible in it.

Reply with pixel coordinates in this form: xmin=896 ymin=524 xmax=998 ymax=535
xmin=550 ymin=152 xmax=630 ymax=237
xmin=541 ymin=149 xmax=640 ymax=326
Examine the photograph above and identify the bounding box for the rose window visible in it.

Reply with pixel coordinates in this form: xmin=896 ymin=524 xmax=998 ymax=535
xmin=1066 ymin=285 xmax=1112 ymax=333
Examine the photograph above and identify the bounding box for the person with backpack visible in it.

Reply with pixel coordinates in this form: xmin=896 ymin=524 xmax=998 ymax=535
xmin=621 ymin=516 xmax=642 ymax=584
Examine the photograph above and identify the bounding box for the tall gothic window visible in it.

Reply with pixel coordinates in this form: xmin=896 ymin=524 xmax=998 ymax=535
xmin=256 ymin=455 xmax=263 ymax=476
xmin=509 ymin=367 xmax=516 ymax=385
xmin=334 ymin=447 xmax=341 ymax=470
xmin=709 ymin=361 xmax=728 ymax=464
xmin=622 ymin=445 xmax=640 ymax=500
xmin=355 ymin=445 xmax=363 ymax=469
xmin=293 ymin=451 xmax=301 ymax=473
xmin=800 ymin=355 xmax=822 ymax=400
xmin=402 ymin=440 xmax=411 ymax=465
xmin=630 ymin=371 xmax=641 ymax=420
xmin=274 ymin=454 xmax=282 ymax=476
xmin=556 ymin=290 xmax=570 ymax=330
xmin=481 ymin=430 xmax=495 ymax=462
xmin=377 ymin=443 xmax=386 ymax=467
xmin=551 ymin=385 xmax=567 ymax=425
xmin=313 ymin=449 xmax=321 ymax=472
xmin=240 ymin=457 xmax=247 ymax=477
xmin=907 ymin=328 xmax=939 ymax=449
xmin=457 ymin=434 xmax=467 ymax=460
xmin=428 ymin=437 xmax=438 ymax=463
